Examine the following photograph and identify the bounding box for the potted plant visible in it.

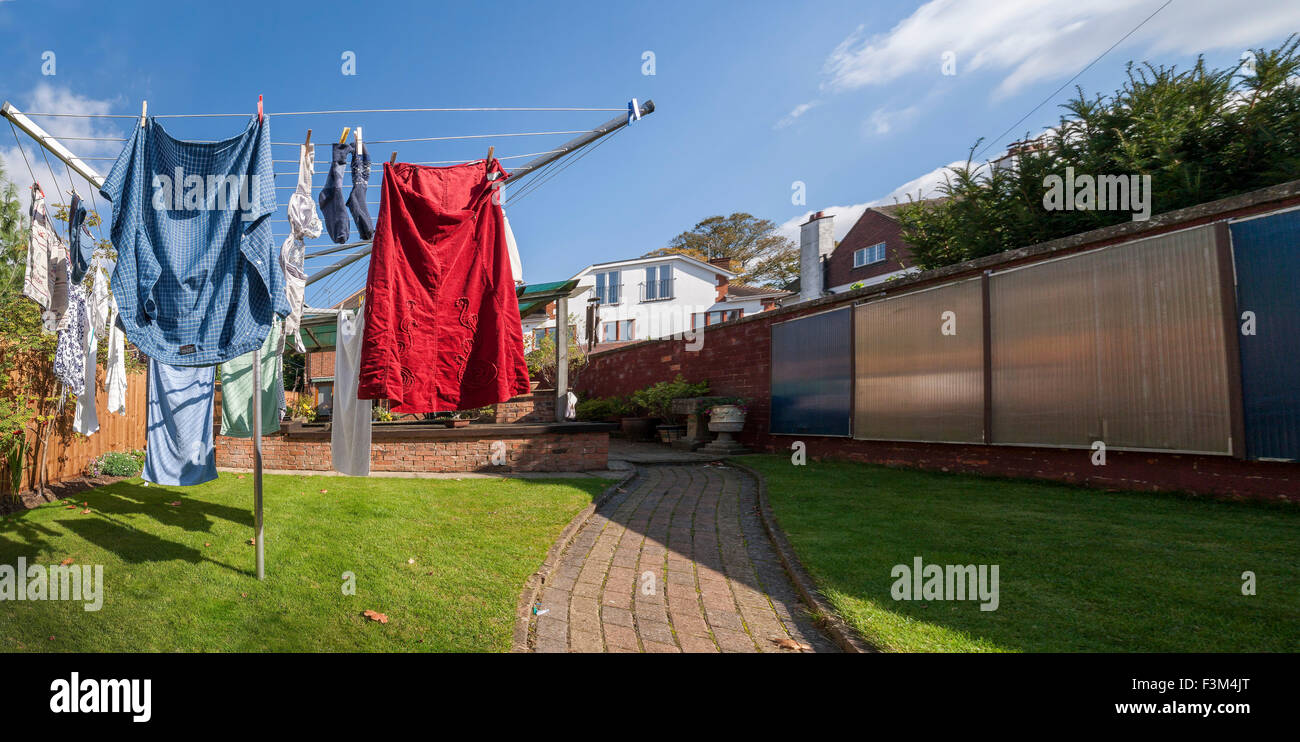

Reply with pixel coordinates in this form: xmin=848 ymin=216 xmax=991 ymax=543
xmin=432 ymin=410 xmax=478 ymax=428
xmin=631 ymin=376 xmax=710 ymax=444
xmin=289 ymin=396 xmax=317 ymax=423
xmin=617 ymin=396 xmax=657 ymax=441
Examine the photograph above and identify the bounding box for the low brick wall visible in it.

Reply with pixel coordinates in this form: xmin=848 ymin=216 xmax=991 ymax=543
xmin=215 ymin=422 xmax=610 ymax=473
xmin=493 ymin=390 xmax=556 ymax=423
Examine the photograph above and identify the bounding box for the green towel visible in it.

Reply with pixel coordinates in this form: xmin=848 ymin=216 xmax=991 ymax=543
xmin=220 ymin=320 xmax=285 ymax=437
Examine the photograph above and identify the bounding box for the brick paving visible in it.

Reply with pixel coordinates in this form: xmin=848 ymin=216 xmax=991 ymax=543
xmin=529 ymin=463 xmax=838 ymax=653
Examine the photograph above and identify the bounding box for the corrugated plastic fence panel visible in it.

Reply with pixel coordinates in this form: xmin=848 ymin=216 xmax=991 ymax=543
xmin=1229 ymin=209 xmax=1300 ymax=461
xmin=770 ymin=307 xmax=852 ymax=436
xmin=854 ymin=279 xmax=984 ymax=442
xmin=990 ymin=225 xmax=1232 ymax=453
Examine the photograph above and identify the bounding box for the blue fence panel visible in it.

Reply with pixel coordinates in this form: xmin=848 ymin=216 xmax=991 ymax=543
xmin=770 ymin=307 xmax=852 ymax=436
xmin=1230 ymin=210 xmax=1300 ymax=461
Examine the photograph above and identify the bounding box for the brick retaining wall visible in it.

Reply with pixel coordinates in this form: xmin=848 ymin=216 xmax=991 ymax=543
xmin=216 ymin=422 xmax=610 ymax=473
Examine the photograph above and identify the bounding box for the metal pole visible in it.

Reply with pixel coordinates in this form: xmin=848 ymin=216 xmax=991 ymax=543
xmin=252 ymin=347 xmax=265 ymax=580
xmin=555 ymin=295 xmax=568 ymax=423
xmin=1 ymin=101 xmax=105 ymax=188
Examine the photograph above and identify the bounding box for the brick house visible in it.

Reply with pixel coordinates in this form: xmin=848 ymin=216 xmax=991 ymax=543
xmin=796 ymin=199 xmax=942 ymax=302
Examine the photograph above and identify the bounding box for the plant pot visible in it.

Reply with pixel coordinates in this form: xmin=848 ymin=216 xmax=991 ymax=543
xmin=656 ymin=424 xmax=686 ymax=444
xmin=443 ymin=419 xmax=471 ymax=428
xmin=620 ymin=416 xmax=658 ymax=441
xmin=707 ymin=405 xmax=746 ymax=433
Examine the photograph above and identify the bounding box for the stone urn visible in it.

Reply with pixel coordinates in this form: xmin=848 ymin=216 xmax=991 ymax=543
xmin=702 ymin=404 xmax=749 ymax=455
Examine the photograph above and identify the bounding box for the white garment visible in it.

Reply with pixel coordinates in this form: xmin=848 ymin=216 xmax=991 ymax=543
xmin=503 ymin=211 xmax=524 ymax=284
xmin=22 ymin=186 xmax=55 ymax=310
xmin=565 ymin=391 xmax=577 ymax=420
xmin=72 ymin=317 xmax=99 ymax=436
xmin=280 ymin=143 xmax=323 ymax=354
xmin=90 ymin=266 xmax=128 ymax=416
xmin=331 ymin=309 xmax=372 ymax=476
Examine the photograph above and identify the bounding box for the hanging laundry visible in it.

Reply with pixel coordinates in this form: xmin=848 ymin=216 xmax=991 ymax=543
xmin=220 ymin=319 xmax=285 ymax=437
xmin=494 ymin=180 xmax=524 ymax=283
xmin=280 ymin=142 xmax=322 ymax=354
xmin=72 ymin=304 xmax=99 ymax=436
xmin=358 ymin=158 xmax=531 ymax=412
xmin=90 ymin=266 xmax=128 ymax=416
xmin=68 ymin=193 xmax=93 ymax=284
xmin=142 ymin=360 xmax=217 ymax=487
xmin=100 ymin=115 xmax=286 ymax=366
xmin=53 ymin=267 xmax=88 ymax=395
xmin=347 ymin=144 xmax=374 ymax=241
xmin=22 ymin=185 xmax=56 ymax=311
xmin=331 ymin=309 xmax=372 ymax=476
xmin=46 ymin=239 xmax=70 ymax=334
xmin=318 ymin=142 xmax=353 ymax=243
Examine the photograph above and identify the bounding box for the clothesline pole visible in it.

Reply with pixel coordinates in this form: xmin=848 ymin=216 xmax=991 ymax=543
xmin=252 ymin=347 xmax=265 ymax=580
xmin=1 ymin=102 xmax=105 ymax=187
xmin=555 ymin=294 xmax=568 ymax=423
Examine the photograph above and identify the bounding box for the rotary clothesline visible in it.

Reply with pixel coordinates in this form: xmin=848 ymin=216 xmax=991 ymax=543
xmin=0 ymin=97 xmax=655 ymax=581
xmin=3 ymin=99 xmax=654 ymax=308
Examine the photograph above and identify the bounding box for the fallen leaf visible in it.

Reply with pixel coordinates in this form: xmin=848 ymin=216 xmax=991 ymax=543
xmin=237 ymin=474 xmax=246 ymax=479
xmin=60 ymin=558 xmax=73 ymax=566
xmin=168 ymin=501 xmax=181 ymax=507
xmin=64 ymin=505 xmax=76 ymax=509
xmin=319 ymin=489 xmax=328 ymax=494
xmin=48 ymin=636 xmax=55 ymax=641
xmin=80 ymin=509 xmax=91 ymax=515
xmin=772 ymin=637 xmax=811 ymax=652
xmin=248 ymin=538 xmax=256 ymax=545
xmin=204 ymin=542 xmax=211 ymax=547
xmin=407 ymin=558 xmax=415 ymax=565
xmin=241 ymin=593 xmax=248 ymax=598
xmin=362 ymin=609 xmax=389 ymax=624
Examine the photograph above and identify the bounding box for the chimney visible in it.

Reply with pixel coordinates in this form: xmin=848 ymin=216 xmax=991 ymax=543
xmin=708 ymin=255 xmax=734 ymax=272
xmin=799 ymin=210 xmax=834 ymax=302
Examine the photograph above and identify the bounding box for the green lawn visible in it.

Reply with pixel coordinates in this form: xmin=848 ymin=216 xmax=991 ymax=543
xmin=739 ymin=456 xmax=1300 ymax=653
xmin=0 ymin=473 xmax=605 ymax=652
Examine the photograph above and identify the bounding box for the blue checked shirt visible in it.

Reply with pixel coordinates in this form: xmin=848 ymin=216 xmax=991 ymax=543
xmin=101 ymin=116 xmax=287 ymax=366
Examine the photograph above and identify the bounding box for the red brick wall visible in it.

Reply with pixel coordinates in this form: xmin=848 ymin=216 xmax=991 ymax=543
xmin=824 ymin=209 xmax=912 ymax=288
xmin=216 ymin=429 xmax=607 ymax=473
xmin=577 ymin=188 xmax=1300 ymax=503
xmin=494 ymin=391 xmax=556 ymax=423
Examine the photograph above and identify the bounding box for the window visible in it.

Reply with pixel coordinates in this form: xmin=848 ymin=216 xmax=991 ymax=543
xmin=642 ymin=264 xmax=673 ymax=301
xmin=601 ymin=319 xmax=635 ymax=342
xmin=315 ymin=382 xmax=334 ymax=417
xmin=594 ymin=270 xmax=621 ymax=305
xmin=693 ymin=309 xmax=742 ymax=327
xmin=853 ymin=242 xmax=887 ymax=268
xmin=535 ymin=325 xmax=576 ymax=342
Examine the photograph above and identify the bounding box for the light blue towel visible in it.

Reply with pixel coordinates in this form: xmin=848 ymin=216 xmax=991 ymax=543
xmin=143 ymin=360 xmax=218 ymax=486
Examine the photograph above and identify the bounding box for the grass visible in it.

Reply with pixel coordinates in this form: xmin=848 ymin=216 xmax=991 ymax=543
xmin=0 ymin=473 xmax=606 ymax=652
xmin=739 ymin=455 xmax=1300 ymax=653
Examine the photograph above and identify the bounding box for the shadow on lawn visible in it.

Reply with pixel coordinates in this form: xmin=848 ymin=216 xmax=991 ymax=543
xmin=0 ymin=480 xmax=253 ymax=576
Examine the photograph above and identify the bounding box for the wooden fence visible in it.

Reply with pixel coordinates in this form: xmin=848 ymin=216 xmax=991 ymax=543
xmin=24 ymin=369 xmax=149 ymax=490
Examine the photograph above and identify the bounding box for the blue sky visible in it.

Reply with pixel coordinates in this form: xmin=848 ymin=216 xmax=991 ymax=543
xmin=2 ymin=0 xmax=1297 ymax=306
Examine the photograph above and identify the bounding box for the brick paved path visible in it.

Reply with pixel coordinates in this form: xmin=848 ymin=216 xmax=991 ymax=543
xmin=529 ymin=464 xmax=838 ymax=653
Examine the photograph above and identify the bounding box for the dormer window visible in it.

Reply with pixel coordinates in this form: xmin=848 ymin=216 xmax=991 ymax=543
xmin=853 ymin=243 xmax=887 ymax=268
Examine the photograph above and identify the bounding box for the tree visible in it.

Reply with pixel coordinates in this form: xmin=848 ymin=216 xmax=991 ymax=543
xmin=896 ymin=35 xmax=1300 ymax=270
xmin=645 ymin=213 xmax=797 ymax=287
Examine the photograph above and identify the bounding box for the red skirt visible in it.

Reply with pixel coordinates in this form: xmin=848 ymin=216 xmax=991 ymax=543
xmin=358 ymin=159 xmax=530 ymax=412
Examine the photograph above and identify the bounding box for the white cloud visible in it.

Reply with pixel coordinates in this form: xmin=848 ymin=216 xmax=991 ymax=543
xmin=866 ymin=104 xmax=920 ymax=135
xmin=822 ymin=0 xmax=1300 ymax=99
xmin=776 ymin=159 xmax=975 ymax=244
xmin=0 ymin=83 xmax=124 ymax=205
xmin=775 ymin=100 xmax=819 ymax=129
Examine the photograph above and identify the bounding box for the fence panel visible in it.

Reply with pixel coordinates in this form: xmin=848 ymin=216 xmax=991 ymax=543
xmin=1229 ymin=209 xmax=1300 ymax=461
xmin=854 ymin=278 xmax=984 ymax=442
xmin=770 ymin=307 xmax=852 ymax=436
xmin=989 ymin=225 xmax=1232 ymax=453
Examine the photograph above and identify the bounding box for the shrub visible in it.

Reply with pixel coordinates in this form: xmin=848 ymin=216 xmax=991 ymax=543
xmin=630 ymin=376 xmax=711 ymax=420
xmin=575 ymin=396 xmax=632 ymax=421
xmin=87 ymin=450 xmax=144 ymax=478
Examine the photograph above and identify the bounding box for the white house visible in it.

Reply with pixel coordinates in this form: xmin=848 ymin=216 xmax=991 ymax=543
xmin=523 ymin=254 xmax=792 ymax=350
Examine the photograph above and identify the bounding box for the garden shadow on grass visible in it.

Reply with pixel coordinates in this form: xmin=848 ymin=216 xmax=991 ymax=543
xmin=82 ymin=481 xmax=253 ymax=534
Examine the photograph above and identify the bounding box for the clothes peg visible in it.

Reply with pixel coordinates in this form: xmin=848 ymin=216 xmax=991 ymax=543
xmin=339 ymin=127 xmax=352 ymax=144
xmin=389 ymin=152 xmax=397 ymax=164
xmin=140 ymin=100 xmax=148 ymax=128
xmin=354 ymin=127 xmax=363 ymax=157
xmin=257 ymin=95 xmax=263 ymax=123
xmin=305 ymin=129 xmax=312 ymax=145
xmin=486 ymin=146 xmax=494 ymax=163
